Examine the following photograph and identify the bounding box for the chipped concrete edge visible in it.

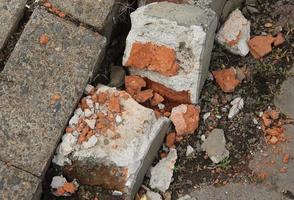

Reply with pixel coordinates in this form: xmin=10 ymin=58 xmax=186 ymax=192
xmin=129 ymin=117 xmax=172 ymax=199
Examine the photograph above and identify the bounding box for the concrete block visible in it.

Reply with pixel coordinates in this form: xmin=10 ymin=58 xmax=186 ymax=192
xmin=0 ymin=8 xmax=106 ymax=176
xmin=0 ymin=0 xmax=27 ymax=49
xmin=123 ymin=2 xmax=218 ymax=104
xmin=216 ymin=9 xmax=250 ymax=56
xmin=53 ymin=85 xmax=171 ymax=199
xmin=0 ymin=161 xmax=41 ymax=200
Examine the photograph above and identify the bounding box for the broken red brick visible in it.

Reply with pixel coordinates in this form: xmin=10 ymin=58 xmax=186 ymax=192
xmin=262 ymin=112 xmax=273 ymax=127
xmin=50 ymin=93 xmax=61 ymax=104
xmin=126 ymin=42 xmax=179 ymax=77
xmin=54 ymin=187 xmax=66 ymax=196
xmin=145 ymin=78 xmax=191 ymax=104
xmin=248 ymin=35 xmax=275 ymax=59
xmin=40 ymin=34 xmax=49 ymax=45
xmin=170 ymin=104 xmax=200 ymax=136
xmin=125 ymin=75 xmax=146 ymax=96
xmin=212 ymin=68 xmax=240 ymax=93
xmin=63 ymin=182 xmax=77 ymax=193
xmin=108 ymin=95 xmax=121 ymax=113
xmin=266 ymin=127 xmax=284 ymax=136
xmin=274 ymin=33 xmax=285 ymax=47
xmin=135 ymin=89 xmax=154 ymax=103
xmin=269 ymin=136 xmax=279 ymax=145
xmin=150 ymin=92 xmax=164 ymax=106
xmin=97 ymin=92 xmax=108 ymax=104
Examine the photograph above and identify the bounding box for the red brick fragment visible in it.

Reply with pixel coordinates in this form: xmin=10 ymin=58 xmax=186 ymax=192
xmin=40 ymin=34 xmax=49 ymax=45
xmin=248 ymin=35 xmax=275 ymax=59
xmin=108 ymin=95 xmax=121 ymax=113
xmin=170 ymin=104 xmax=200 ymax=136
xmin=150 ymin=93 xmax=164 ymax=106
xmin=126 ymin=42 xmax=179 ymax=77
xmin=135 ymin=89 xmax=154 ymax=103
xmin=125 ymin=75 xmax=146 ymax=96
xmin=274 ymin=33 xmax=285 ymax=46
xmin=212 ymin=68 xmax=240 ymax=93
xmin=145 ymin=78 xmax=191 ymax=104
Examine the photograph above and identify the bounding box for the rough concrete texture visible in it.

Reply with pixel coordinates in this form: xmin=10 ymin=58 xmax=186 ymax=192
xmin=201 ymin=129 xmax=229 ymax=163
xmin=150 ymin=149 xmax=177 ymax=192
xmin=54 ymin=85 xmax=171 ymax=199
xmin=48 ymin=0 xmax=120 ymax=38
xmin=0 ymin=0 xmax=27 ymax=50
xmin=249 ymin=124 xmax=294 ymax=194
xmin=123 ymin=2 xmax=218 ymax=104
xmin=138 ymin=0 xmax=227 ymax=17
xmin=178 ymin=183 xmax=290 ymax=200
xmin=0 ymin=161 xmax=41 ymax=200
xmin=0 ymin=8 xmax=106 ymax=176
xmin=275 ymin=67 xmax=294 ymax=119
xmin=216 ymin=9 xmax=250 ymax=56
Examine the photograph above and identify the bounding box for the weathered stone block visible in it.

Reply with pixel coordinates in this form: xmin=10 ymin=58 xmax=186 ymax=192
xmin=0 ymin=161 xmax=41 ymax=200
xmin=54 ymin=85 xmax=171 ymax=199
xmin=138 ymin=0 xmax=227 ymax=17
xmin=0 ymin=8 xmax=106 ymax=176
xmin=0 ymin=0 xmax=27 ymax=49
xmin=48 ymin=0 xmax=122 ymax=38
xmin=123 ymin=2 xmax=218 ymax=104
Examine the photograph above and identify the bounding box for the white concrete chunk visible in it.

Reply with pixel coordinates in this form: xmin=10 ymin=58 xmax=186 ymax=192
xmin=216 ymin=9 xmax=250 ymax=56
xmin=123 ymin=2 xmax=218 ymax=104
xmin=201 ymin=129 xmax=229 ymax=164
xmin=54 ymin=85 xmax=171 ymax=199
xmin=150 ymin=148 xmax=177 ymax=192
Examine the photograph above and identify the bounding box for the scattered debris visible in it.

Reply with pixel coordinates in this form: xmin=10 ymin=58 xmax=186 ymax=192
xmin=228 ymin=97 xmax=244 ymax=119
xmin=125 ymin=75 xmax=146 ymax=96
xmin=170 ymin=104 xmax=200 ymax=136
xmin=135 ymin=89 xmax=154 ymax=103
xmin=248 ymin=33 xmax=285 ymax=59
xmin=216 ymin=9 xmax=250 ymax=56
xmin=150 ymin=93 xmax=164 ymax=106
xmin=40 ymin=34 xmax=49 ymax=45
xmin=50 ymin=93 xmax=61 ymax=104
xmin=203 ymin=112 xmax=211 ymax=121
xmin=201 ymin=129 xmax=229 ymax=164
xmin=149 ymin=149 xmax=177 ymax=192
xmin=274 ymin=32 xmax=285 ymax=47
xmin=283 ymin=154 xmax=290 ymax=164
xmin=261 ymin=109 xmax=286 ymax=145
xmin=212 ymin=67 xmax=240 ymax=92
xmin=186 ymin=145 xmax=195 ymax=157
xmin=50 ymin=176 xmax=78 ymax=197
